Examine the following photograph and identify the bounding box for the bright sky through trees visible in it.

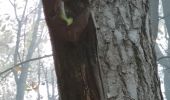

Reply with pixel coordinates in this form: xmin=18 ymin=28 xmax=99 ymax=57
xmin=0 ymin=0 xmax=57 ymax=100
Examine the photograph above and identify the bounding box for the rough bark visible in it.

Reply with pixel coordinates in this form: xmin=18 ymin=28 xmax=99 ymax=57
xmin=42 ymin=0 xmax=163 ymax=100
xmin=93 ymin=0 xmax=163 ymax=100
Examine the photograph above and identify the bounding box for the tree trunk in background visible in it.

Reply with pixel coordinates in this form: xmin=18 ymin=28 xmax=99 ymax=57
xmin=43 ymin=66 xmax=51 ymax=100
xmin=162 ymin=0 xmax=170 ymax=36
xmin=162 ymin=0 xmax=170 ymax=99
xmin=37 ymin=62 xmax=41 ymax=100
xmin=14 ymin=2 xmax=42 ymax=100
xmin=51 ymin=68 xmax=55 ymax=100
xmin=42 ymin=0 xmax=163 ymax=100
xmin=164 ymin=69 xmax=170 ymax=100
xmin=150 ymin=0 xmax=159 ymax=40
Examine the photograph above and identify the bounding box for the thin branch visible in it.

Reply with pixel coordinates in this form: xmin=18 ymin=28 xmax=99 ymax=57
xmin=17 ymin=51 xmax=22 ymax=63
xmin=0 ymin=70 xmax=12 ymax=81
xmin=8 ymin=0 xmax=14 ymax=6
xmin=25 ymin=6 xmax=39 ymax=18
xmin=0 ymin=54 xmax=53 ymax=76
xmin=8 ymin=0 xmax=20 ymax=22
xmin=21 ymin=0 xmax=28 ymax=22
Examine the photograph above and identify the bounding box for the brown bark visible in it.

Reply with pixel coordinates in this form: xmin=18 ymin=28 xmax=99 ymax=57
xmin=42 ymin=0 xmax=103 ymax=100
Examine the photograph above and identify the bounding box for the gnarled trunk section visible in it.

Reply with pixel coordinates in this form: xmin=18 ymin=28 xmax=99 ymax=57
xmin=42 ymin=0 xmax=103 ymax=100
xmin=42 ymin=0 xmax=163 ymax=100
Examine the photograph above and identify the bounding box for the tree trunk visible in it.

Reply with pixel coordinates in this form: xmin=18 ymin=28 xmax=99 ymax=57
xmin=149 ymin=0 xmax=159 ymax=39
xmin=164 ymin=69 xmax=170 ymax=100
xmin=15 ymin=2 xmax=42 ymax=100
xmin=162 ymin=0 xmax=170 ymax=36
xmin=42 ymin=0 xmax=163 ymax=100
xmin=162 ymin=0 xmax=170 ymax=99
xmin=94 ymin=0 xmax=163 ymax=99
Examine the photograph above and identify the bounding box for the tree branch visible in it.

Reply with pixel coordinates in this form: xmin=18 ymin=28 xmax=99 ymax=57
xmin=21 ymin=0 xmax=28 ymax=22
xmin=8 ymin=0 xmax=20 ymax=22
xmin=0 ymin=54 xmax=53 ymax=76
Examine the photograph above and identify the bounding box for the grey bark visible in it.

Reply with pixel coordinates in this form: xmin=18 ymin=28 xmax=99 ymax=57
xmin=93 ymin=0 xmax=163 ymax=100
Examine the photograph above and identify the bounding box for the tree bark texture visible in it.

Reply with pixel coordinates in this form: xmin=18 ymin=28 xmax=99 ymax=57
xmin=42 ymin=0 xmax=163 ymax=100
xmin=93 ymin=0 xmax=163 ymax=100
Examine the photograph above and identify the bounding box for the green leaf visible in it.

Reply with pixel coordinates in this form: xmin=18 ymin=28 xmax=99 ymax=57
xmin=60 ymin=10 xmax=73 ymax=26
xmin=66 ymin=17 xmax=73 ymax=26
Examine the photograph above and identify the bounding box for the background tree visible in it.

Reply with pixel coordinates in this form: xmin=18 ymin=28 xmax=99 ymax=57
xmin=150 ymin=0 xmax=159 ymax=40
xmin=162 ymin=1 xmax=170 ymax=100
xmin=0 ymin=0 xmax=58 ymax=100
xmin=156 ymin=0 xmax=170 ymax=99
